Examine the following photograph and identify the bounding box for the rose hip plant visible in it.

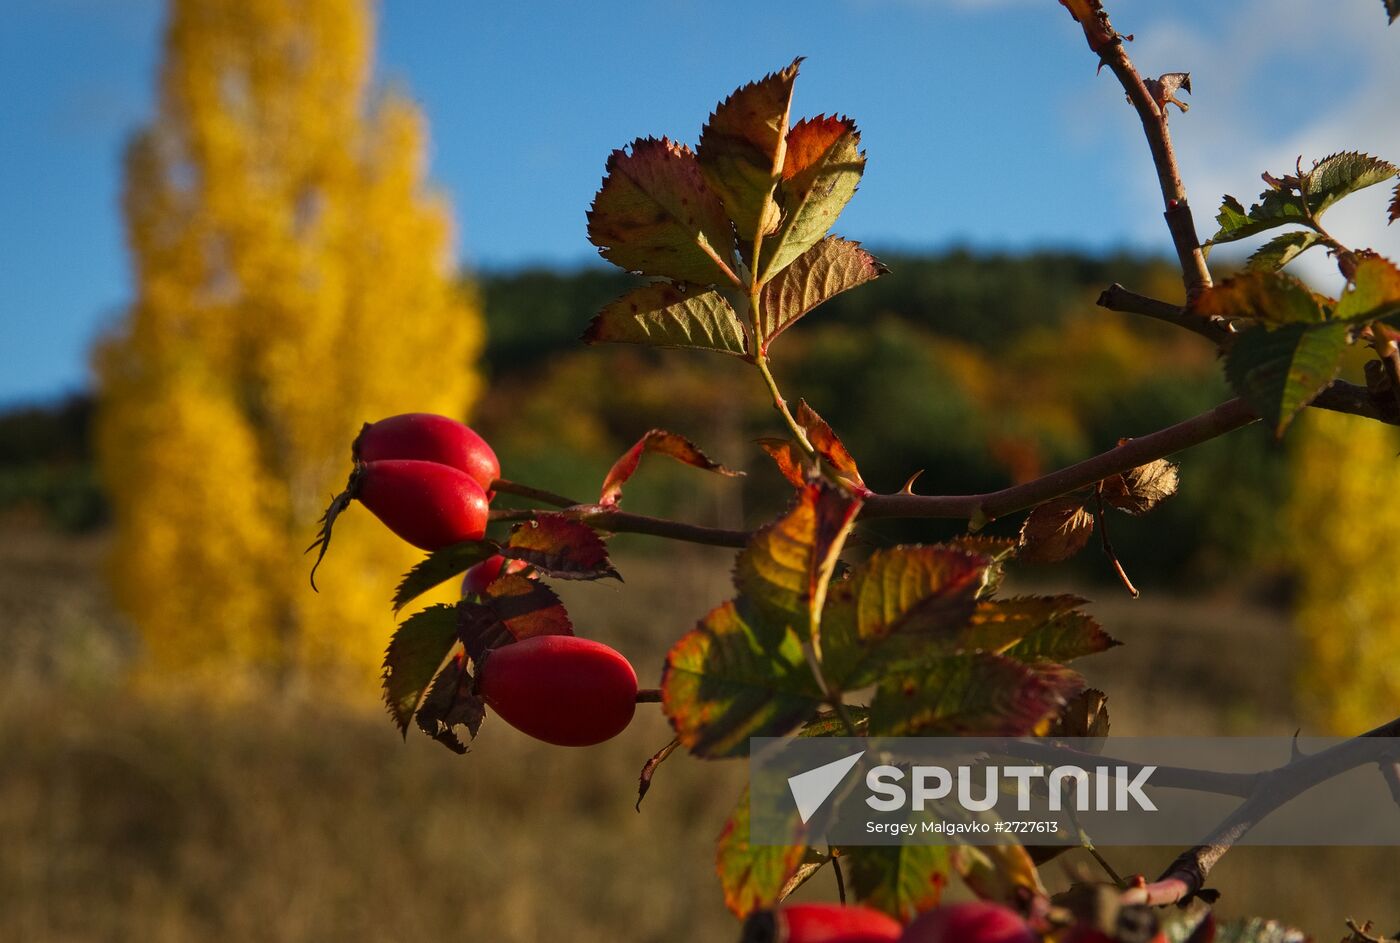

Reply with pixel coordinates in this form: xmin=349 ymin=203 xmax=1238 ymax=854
xmin=309 ymin=1 xmax=1400 ymax=939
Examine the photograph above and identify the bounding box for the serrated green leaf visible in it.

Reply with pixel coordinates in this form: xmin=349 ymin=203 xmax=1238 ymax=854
xmin=843 ymin=844 xmax=951 ymax=921
xmin=1225 ymin=321 xmax=1349 ymax=436
xmin=822 ymin=546 xmax=987 ymax=690
xmin=757 ymin=116 xmax=865 ymax=283
xmin=1002 ymin=609 xmax=1120 ymax=663
xmin=599 ymin=428 xmax=742 ymax=507
xmin=1305 ymin=152 xmax=1398 ymax=216
xmin=457 ymin=574 xmax=573 ymax=665
xmin=1192 ymin=271 xmax=1329 ymax=326
xmin=583 ymin=283 xmax=747 ymax=356
xmin=661 ymin=599 xmax=825 ymax=758
xmin=1335 ymin=254 xmax=1400 ymax=325
xmin=758 ymin=237 xmax=886 ymax=347
xmin=587 ymin=137 xmax=738 ymax=286
xmin=697 ymin=60 xmax=801 ymax=255
xmin=1246 ymin=231 xmax=1322 ymax=272
xmin=393 ymin=540 xmax=498 ymax=612
xmin=1206 ymin=191 xmax=1307 ymax=247
xmin=733 ymin=482 xmax=863 ymax=644
xmin=504 ymin=514 xmax=619 ymax=581
xmin=382 ymin=604 xmax=460 ymax=734
xmin=961 ymin=595 xmax=1091 ymax=655
xmin=869 ymin=653 xmax=1082 ymax=737
xmin=716 ymin=785 xmax=811 ymax=917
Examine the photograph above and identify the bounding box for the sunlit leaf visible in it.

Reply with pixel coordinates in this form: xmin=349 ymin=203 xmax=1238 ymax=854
xmin=758 ymin=236 xmax=886 ymax=347
xmin=1017 ymin=497 xmax=1095 ymax=563
xmin=458 ymin=574 xmax=573 ymax=665
xmin=392 ymin=539 xmax=498 ymax=612
xmin=1100 ymin=458 xmax=1179 ymax=515
xmin=599 ymin=429 xmax=742 ymax=507
xmin=822 ymin=546 xmax=988 ymax=689
xmin=1206 ymin=192 xmax=1307 ymax=247
xmin=962 ymin=595 xmax=1091 ymax=655
xmin=869 ymin=653 xmax=1082 ymax=737
xmin=414 ymin=652 xmax=485 ymax=755
xmin=1246 ymin=231 xmax=1322 ymax=272
xmin=662 ymin=599 xmax=825 ymax=758
xmin=843 ymin=844 xmax=951 ymax=921
xmin=382 ymin=604 xmax=460 ymax=734
xmin=697 ymin=60 xmax=801 ymax=254
xmin=1305 ymin=152 xmax=1398 ymax=216
xmin=716 ymin=786 xmax=810 ymax=917
xmin=795 ymin=400 xmax=866 ymax=491
xmin=756 ymin=437 xmax=809 ymax=488
xmin=587 ymin=137 xmax=738 ymax=285
xmin=1191 ymin=271 xmax=1328 ymax=326
xmin=504 ymin=514 xmax=620 ymax=581
xmin=1047 ymin=688 xmax=1110 ymax=740
xmin=757 ymin=116 xmax=865 ymax=282
xmin=952 ymin=842 xmax=1046 ymax=906
xmin=1335 ymin=254 xmax=1400 ymax=325
xmin=1225 ymin=321 xmax=1349 ymax=436
xmin=1207 ymin=153 xmax=1397 ymax=247
xmin=1003 ymin=608 xmax=1120 ymax=663
xmin=733 ymin=482 xmax=864 ymax=641
xmin=583 ymin=283 xmax=747 ymax=356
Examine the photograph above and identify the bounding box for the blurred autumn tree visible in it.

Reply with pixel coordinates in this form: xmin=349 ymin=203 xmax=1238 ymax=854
xmin=1288 ymin=409 xmax=1400 ymax=733
xmin=94 ymin=0 xmax=482 ymax=693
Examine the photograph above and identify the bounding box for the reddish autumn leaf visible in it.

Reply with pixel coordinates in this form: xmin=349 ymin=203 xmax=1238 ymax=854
xmin=795 ymin=399 xmax=866 ymax=490
xmin=599 ymin=429 xmax=742 ymax=506
xmin=697 ymin=59 xmax=801 ymax=254
xmin=586 ymin=137 xmax=738 ymax=286
xmin=1018 ymin=497 xmax=1096 ymax=563
xmin=504 ymin=514 xmax=620 ymax=582
xmin=756 ymin=437 xmax=809 ymax=488
xmin=1335 ymin=254 xmax=1400 ymax=325
xmin=757 ymin=116 xmax=864 ymax=282
xmin=1191 ymin=271 xmax=1329 ymax=326
xmin=716 ymin=785 xmax=811 ymax=917
xmin=457 ymin=573 xmax=573 ymax=666
xmin=758 ymin=236 xmax=886 ymax=348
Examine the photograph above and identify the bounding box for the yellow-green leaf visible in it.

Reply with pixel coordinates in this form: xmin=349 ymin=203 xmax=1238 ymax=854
xmin=757 ymin=116 xmax=865 ymax=283
xmin=583 ymin=283 xmax=748 ymax=356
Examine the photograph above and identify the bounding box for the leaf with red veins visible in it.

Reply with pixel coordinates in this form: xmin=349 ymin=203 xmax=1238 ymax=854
xmin=756 ymin=437 xmax=810 ymax=489
xmin=587 ymin=137 xmax=738 ymax=286
xmin=759 ymin=237 xmax=886 ymax=348
xmin=1018 ymin=497 xmax=1096 ymax=563
xmin=582 ymin=282 xmax=748 ymax=356
xmin=457 ymin=574 xmax=573 ymax=666
xmin=697 ymin=59 xmax=802 ymax=255
xmin=795 ymin=399 xmax=866 ymax=491
xmin=598 ymin=429 xmax=742 ymax=507
xmin=504 ymin=514 xmax=620 ymax=582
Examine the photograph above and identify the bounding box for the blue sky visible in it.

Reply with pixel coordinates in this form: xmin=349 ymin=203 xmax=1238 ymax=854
xmin=1 ymin=0 xmax=1396 ymax=405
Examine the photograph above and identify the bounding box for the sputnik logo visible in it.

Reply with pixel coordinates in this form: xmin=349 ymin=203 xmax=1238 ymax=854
xmin=787 ymin=750 xmax=865 ymax=824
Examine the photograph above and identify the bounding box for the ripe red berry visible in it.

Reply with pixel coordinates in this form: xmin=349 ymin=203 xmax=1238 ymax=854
xmin=356 ymin=459 xmax=489 ymax=551
xmin=477 ymin=635 xmax=638 ymax=747
xmin=356 ymin=413 xmax=500 ymax=496
xmin=899 ymin=902 xmax=1036 ymax=943
xmin=743 ymin=903 xmax=903 ymax=943
xmin=461 ymin=554 xmax=530 ymax=596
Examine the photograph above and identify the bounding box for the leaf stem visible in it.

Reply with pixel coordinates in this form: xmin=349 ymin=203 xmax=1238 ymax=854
xmin=635 ymin=688 xmax=663 ymax=703
xmin=755 ymin=352 xmax=816 ymax=458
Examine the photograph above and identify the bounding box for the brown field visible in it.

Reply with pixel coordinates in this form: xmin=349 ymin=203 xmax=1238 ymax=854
xmin=2 ymin=523 xmax=1396 ymax=941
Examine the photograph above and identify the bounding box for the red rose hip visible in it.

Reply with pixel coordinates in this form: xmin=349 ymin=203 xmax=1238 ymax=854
xmin=461 ymin=554 xmax=531 ymax=596
xmin=356 ymin=459 xmax=489 ymax=551
xmin=477 ymin=635 xmax=638 ymax=746
xmin=356 ymin=412 xmax=500 ymax=495
xmin=743 ymin=903 xmax=903 ymax=943
xmin=899 ymin=902 xmax=1036 ymax=943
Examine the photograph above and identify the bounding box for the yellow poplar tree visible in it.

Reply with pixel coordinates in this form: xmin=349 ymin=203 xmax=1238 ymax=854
xmin=95 ymin=0 xmax=482 ymax=693
xmin=1287 ymin=409 xmax=1400 ymax=733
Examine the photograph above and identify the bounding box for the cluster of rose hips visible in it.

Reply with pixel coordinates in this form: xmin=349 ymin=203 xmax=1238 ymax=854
xmin=747 ymin=900 xmax=1037 ymax=943
xmin=316 ymin=412 xmax=640 ymax=748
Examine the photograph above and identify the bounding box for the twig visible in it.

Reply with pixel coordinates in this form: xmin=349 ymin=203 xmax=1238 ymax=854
xmin=490 ymin=478 xmax=577 ymax=508
xmin=1095 ymin=484 xmax=1139 ymax=597
xmin=1097 ymin=284 xmax=1233 ymax=346
xmin=1120 ymin=713 xmax=1400 ymax=906
xmin=488 ymin=504 xmax=751 ymax=548
xmin=635 ymin=688 xmax=663 ymax=703
xmin=1069 ymin=3 xmax=1212 ymax=297
xmin=831 ymin=848 xmax=847 ymax=905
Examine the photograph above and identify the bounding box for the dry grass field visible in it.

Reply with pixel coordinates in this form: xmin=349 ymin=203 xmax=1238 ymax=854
xmin=2 ymin=522 xmax=1396 ymax=941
